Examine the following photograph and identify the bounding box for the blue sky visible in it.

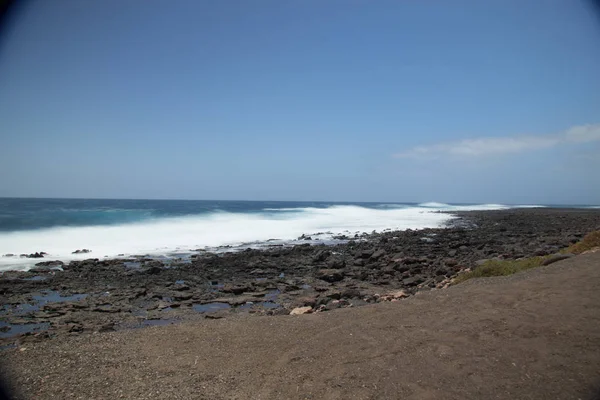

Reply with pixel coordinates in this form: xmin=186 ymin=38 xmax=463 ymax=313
xmin=1 ymin=0 xmax=599 ymax=204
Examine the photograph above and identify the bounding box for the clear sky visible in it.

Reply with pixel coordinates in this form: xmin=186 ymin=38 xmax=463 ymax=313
xmin=1 ymin=0 xmax=599 ymax=204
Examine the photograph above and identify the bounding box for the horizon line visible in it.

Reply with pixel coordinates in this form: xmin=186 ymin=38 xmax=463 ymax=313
xmin=0 ymin=196 xmax=597 ymax=207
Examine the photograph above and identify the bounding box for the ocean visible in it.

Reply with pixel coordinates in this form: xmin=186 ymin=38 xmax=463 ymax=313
xmin=0 ymin=198 xmax=591 ymax=272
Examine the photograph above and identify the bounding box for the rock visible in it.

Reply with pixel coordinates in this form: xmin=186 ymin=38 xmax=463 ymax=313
xmin=67 ymin=323 xmax=84 ymax=333
xmin=312 ymin=250 xmax=330 ymax=262
xmin=340 ymin=288 xmax=361 ymax=299
xmin=72 ymin=249 xmax=92 ymax=254
xmin=393 ymin=263 xmax=410 ymax=273
xmin=173 ymin=283 xmax=190 ymax=291
xmin=294 ymin=296 xmax=318 ymax=307
xmin=447 ymin=250 xmax=457 ymax=257
xmin=325 ymin=290 xmax=341 ymax=300
xmin=221 ymin=284 xmax=250 ymax=295
xmin=402 ymin=276 xmax=423 ymax=286
xmin=390 ymin=290 xmax=409 ymax=299
xmin=156 ymin=301 xmax=171 ymax=310
xmin=143 ymin=265 xmax=162 ymax=275
xmin=3 ymin=254 xmax=15 ymax=257
xmin=30 ymin=260 xmax=65 ymax=271
xmin=290 ymin=306 xmax=312 ymax=315
xmin=98 ymin=323 xmax=115 ymax=332
xmin=28 ymin=266 xmax=53 ymax=273
xmin=315 ymin=269 xmax=344 ymax=283
xmin=327 ymin=258 xmax=346 ymax=269
xmin=402 ymin=257 xmax=421 ymax=264
xmin=353 ymin=258 xmax=365 ymax=267
xmin=26 ymin=252 xmax=45 ymax=259
xmin=444 ymin=258 xmax=458 ymax=267
xmin=204 ymin=313 xmax=225 ymax=320
xmin=358 ymin=249 xmax=374 ymax=259
xmin=370 ymin=249 xmax=386 ymax=261
xmin=541 ymin=254 xmax=573 ymax=266
xmin=92 ymin=305 xmax=121 ymax=313
xmin=172 ymin=293 xmax=193 ymax=301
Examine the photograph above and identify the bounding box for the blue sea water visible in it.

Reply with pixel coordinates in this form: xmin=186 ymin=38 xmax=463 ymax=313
xmin=0 ymin=198 xmax=594 ymax=271
xmin=0 ymin=198 xmax=420 ymax=232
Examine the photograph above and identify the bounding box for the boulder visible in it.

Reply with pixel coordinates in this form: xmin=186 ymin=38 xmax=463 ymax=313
xmin=290 ymin=306 xmax=312 ymax=315
xmin=34 ymin=260 xmax=64 ymax=268
xmin=72 ymin=249 xmax=92 ymax=254
xmin=172 ymin=293 xmax=193 ymax=301
xmin=221 ymin=284 xmax=250 ymax=295
xmin=312 ymin=250 xmax=330 ymax=262
xmin=393 ymin=263 xmax=410 ymax=273
xmin=370 ymin=249 xmax=386 ymax=261
xmin=389 ymin=290 xmax=409 ymax=299
xmin=340 ymin=288 xmax=361 ymax=299
xmin=143 ymin=265 xmax=162 ymax=275
xmin=315 ymin=269 xmax=344 ymax=283
xmin=25 ymin=252 xmax=45 ymax=259
xmin=358 ymin=249 xmax=374 ymax=259
xmin=541 ymin=254 xmax=573 ymax=266
xmin=327 ymin=258 xmax=346 ymax=269
xmin=444 ymin=258 xmax=458 ymax=267
xmin=402 ymin=276 xmax=423 ymax=287
xmin=293 ymin=296 xmax=318 ymax=308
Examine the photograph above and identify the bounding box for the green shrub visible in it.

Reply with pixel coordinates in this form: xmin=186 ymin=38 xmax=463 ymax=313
xmin=453 ymin=256 xmax=548 ymax=284
xmin=563 ymin=231 xmax=600 ymax=254
xmin=454 ymin=230 xmax=600 ymax=285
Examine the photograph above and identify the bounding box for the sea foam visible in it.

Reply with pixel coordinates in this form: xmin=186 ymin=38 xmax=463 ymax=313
xmin=0 ymin=203 xmax=506 ymax=271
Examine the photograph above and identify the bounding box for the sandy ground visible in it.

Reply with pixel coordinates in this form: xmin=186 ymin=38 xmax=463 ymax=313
xmin=2 ymin=251 xmax=600 ymax=400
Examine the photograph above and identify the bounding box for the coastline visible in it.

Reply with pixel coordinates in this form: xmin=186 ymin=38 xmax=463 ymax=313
xmin=3 ymin=246 xmax=600 ymax=399
xmin=1 ymin=207 xmax=600 ymax=346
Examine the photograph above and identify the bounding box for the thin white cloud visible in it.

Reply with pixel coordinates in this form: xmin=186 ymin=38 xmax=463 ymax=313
xmin=394 ymin=123 xmax=600 ymax=159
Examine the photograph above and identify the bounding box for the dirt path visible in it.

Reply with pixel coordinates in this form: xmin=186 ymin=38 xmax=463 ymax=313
xmin=3 ymin=252 xmax=600 ymax=400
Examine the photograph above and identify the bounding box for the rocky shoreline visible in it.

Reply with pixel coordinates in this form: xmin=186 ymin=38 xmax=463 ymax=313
xmin=1 ymin=208 xmax=600 ymax=346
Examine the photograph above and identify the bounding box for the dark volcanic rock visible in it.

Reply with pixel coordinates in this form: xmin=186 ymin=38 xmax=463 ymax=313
xmin=24 ymin=252 xmax=45 ymax=259
xmin=370 ymin=249 xmax=386 ymax=261
xmin=1 ymin=208 xmax=600 ymax=345
xmin=222 ymin=284 xmax=251 ymax=295
xmin=315 ymin=269 xmax=344 ymax=283
xmin=72 ymin=249 xmax=92 ymax=254
xmin=340 ymin=288 xmax=362 ymax=299
xmin=312 ymin=250 xmax=331 ymax=262
xmin=402 ymin=276 xmax=423 ymax=287
xmin=34 ymin=260 xmax=64 ymax=268
xmin=541 ymin=254 xmax=573 ymax=266
xmin=327 ymin=258 xmax=346 ymax=269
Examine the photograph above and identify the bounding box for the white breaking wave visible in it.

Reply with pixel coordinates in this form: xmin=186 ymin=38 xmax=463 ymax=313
xmin=418 ymin=202 xmax=509 ymax=211
xmin=0 ymin=203 xmax=513 ymax=271
xmin=418 ymin=202 xmax=451 ymax=208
